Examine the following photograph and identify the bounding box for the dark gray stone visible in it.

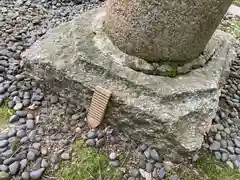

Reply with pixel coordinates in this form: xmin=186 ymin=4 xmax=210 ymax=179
xmin=85 ymin=139 xmax=96 ymax=147
xmin=209 ymin=141 xmax=221 ymax=151
xmin=146 ymin=163 xmax=153 ymax=173
xmin=96 ymin=138 xmax=105 ymax=148
xmin=87 ymin=130 xmax=98 ymax=139
xmin=9 ymin=115 xmax=19 ymax=123
xmin=144 ymin=147 xmax=151 ymax=159
xmin=0 ymin=140 xmax=8 ymax=148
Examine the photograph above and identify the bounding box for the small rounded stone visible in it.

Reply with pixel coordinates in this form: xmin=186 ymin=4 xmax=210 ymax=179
xmin=109 ymin=152 xmax=117 ymax=160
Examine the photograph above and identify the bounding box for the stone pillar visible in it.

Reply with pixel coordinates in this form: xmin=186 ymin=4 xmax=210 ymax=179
xmin=104 ymin=0 xmax=233 ymax=63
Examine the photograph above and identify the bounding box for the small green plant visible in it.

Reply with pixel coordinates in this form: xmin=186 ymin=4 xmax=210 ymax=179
xmin=0 ymin=100 xmax=15 ymax=129
xmin=169 ymin=153 xmax=240 ymax=180
xmin=12 ymin=137 xmax=20 ymax=152
xmin=230 ymin=20 xmax=240 ymax=40
xmin=55 ymin=140 xmax=124 ymax=180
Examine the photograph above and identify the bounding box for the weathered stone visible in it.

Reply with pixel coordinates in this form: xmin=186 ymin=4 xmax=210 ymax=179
xmin=21 ymin=8 xmax=237 ymax=159
xmin=104 ymin=0 xmax=232 ymax=63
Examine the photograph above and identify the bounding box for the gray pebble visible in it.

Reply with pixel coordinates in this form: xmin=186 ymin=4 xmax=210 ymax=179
xmin=19 ymin=118 xmax=26 ymax=124
xmin=159 ymin=167 xmax=166 ymax=179
xmin=235 ymin=148 xmax=240 ymax=154
xmin=109 ymin=152 xmax=117 ymax=160
xmin=221 ymin=153 xmax=229 ymax=162
xmin=85 ymin=139 xmax=96 ymax=147
xmin=144 ymin=147 xmax=151 ymax=159
xmin=41 ymin=159 xmax=49 ymax=168
xmin=139 ymin=159 xmax=146 ymax=169
xmin=16 ymin=110 xmax=27 ymax=117
xmin=87 ymin=130 xmax=98 ymax=139
xmin=50 ymin=95 xmax=58 ymax=104
xmin=150 ymin=149 xmax=160 ymax=161
xmin=109 ymin=160 xmax=120 ymax=167
xmin=27 ymin=151 xmax=36 ymax=161
xmin=17 ymin=130 xmax=26 ymax=138
xmin=78 ymin=121 xmax=86 ymax=128
xmin=9 ymin=161 xmax=20 ymax=175
xmin=20 ymin=137 xmax=29 ymax=144
xmin=229 ymin=154 xmax=237 ymax=161
xmin=129 ymin=168 xmax=139 ymax=177
xmin=96 ymin=138 xmax=105 ymax=148
xmin=32 ymin=143 xmax=41 ymax=150
xmin=9 ymin=115 xmax=19 ymax=123
xmin=28 ymin=130 xmax=37 ymax=142
xmin=215 ymin=134 xmax=221 ymax=141
xmin=234 ymin=138 xmax=240 ymax=148
xmin=30 ymin=168 xmax=45 ymax=180
xmin=227 ymin=146 xmax=235 ymax=154
xmin=226 ymin=161 xmax=234 ymax=169
xmin=22 ymin=171 xmax=30 ymax=180
xmin=209 ymin=141 xmax=220 ymax=151
xmin=20 ymin=159 xmax=28 ymax=170
xmin=26 ymin=120 xmax=35 ymax=129
xmin=152 ymin=168 xmax=158 ymax=178
xmin=138 ymin=144 xmax=148 ymax=152
xmin=146 ymin=163 xmax=153 ymax=173
xmin=171 ymin=175 xmax=180 ymax=180
xmin=127 ymin=177 xmax=135 ymax=180
xmin=13 ymin=102 xmax=23 ymax=110
xmin=0 ymin=164 xmax=8 ymax=172
xmin=215 ymin=152 xmax=221 ymax=160
xmin=0 ymin=140 xmax=8 ymax=148
xmin=224 ymin=128 xmax=231 ymax=134
xmin=61 ymin=152 xmax=71 ymax=160
xmin=27 ymin=113 xmax=34 ymax=119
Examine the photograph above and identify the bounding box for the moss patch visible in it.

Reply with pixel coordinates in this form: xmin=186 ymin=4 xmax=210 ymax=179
xmin=169 ymin=152 xmax=240 ymax=180
xmin=55 ymin=140 xmax=124 ymax=180
xmin=0 ymin=101 xmax=15 ymax=130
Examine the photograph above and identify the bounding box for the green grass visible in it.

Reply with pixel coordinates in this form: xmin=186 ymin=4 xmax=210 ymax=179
xmin=0 ymin=100 xmax=15 ymax=129
xmin=169 ymin=153 xmax=240 ymax=180
xmin=230 ymin=20 xmax=240 ymax=40
xmin=55 ymin=140 xmax=124 ymax=180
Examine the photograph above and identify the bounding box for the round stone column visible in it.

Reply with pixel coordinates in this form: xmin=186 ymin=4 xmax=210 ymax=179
xmin=104 ymin=0 xmax=233 ymax=63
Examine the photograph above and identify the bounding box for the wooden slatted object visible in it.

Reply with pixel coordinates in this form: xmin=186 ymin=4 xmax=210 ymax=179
xmin=87 ymin=86 xmax=112 ymax=128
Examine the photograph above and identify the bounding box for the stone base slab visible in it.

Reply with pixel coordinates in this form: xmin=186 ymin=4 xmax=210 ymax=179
xmin=21 ymin=8 xmax=237 ymax=159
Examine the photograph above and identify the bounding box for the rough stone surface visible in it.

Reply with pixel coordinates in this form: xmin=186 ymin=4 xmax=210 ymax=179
xmin=22 ymin=8 xmax=237 ymax=159
xmin=104 ymin=0 xmax=233 ymax=63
